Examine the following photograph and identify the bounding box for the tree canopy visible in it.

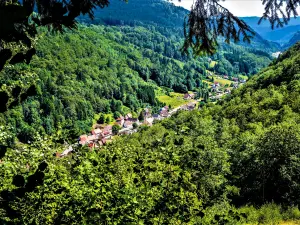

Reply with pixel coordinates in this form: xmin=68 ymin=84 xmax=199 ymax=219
xmin=0 ymin=0 xmax=299 ymax=70
xmin=1 ymin=43 xmax=300 ymax=224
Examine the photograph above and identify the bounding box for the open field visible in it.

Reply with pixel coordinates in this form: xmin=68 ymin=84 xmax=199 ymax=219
xmin=204 ymin=76 xmax=232 ymax=87
xmin=158 ymin=92 xmax=193 ymax=108
xmin=214 ymin=77 xmax=233 ymax=86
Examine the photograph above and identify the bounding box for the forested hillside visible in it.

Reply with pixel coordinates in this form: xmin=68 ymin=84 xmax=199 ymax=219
xmin=241 ymin=17 xmax=300 ymax=44
xmin=0 ymin=20 xmax=273 ymax=144
xmin=1 ymin=37 xmax=300 ymax=225
xmin=80 ymin=0 xmax=280 ymax=52
xmin=79 ymin=0 xmax=187 ymax=28
xmin=284 ymin=31 xmax=300 ymax=49
xmin=1 ymin=0 xmax=300 ymax=224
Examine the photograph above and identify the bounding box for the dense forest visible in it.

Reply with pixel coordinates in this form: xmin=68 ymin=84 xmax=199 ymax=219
xmin=0 ymin=22 xmax=272 ymax=143
xmin=1 ymin=0 xmax=300 ymax=224
xmin=1 ymin=37 xmax=300 ymax=225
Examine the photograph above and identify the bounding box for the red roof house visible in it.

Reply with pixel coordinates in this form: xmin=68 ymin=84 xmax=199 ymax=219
xmin=79 ymin=135 xmax=88 ymax=145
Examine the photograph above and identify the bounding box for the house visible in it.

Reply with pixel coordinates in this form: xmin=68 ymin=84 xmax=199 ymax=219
xmin=125 ymin=113 xmax=132 ymax=120
xmin=123 ymin=121 xmax=133 ymax=129
xmin=153 ymin=114 xmax=162 ymax=120
xmin=233 ymin=82 xmax=238 ymax=88
xmin=160 ymin=110 xmax=169 ymax=117
xmin=214 ymin=82 xmax=220 ymax=87
xmin=79 ymin=135 xmax=88 ymax=145
xmin=181 ymin=104 xmax=189 ymax=110
xmin=162 ymin=106 xmax=169 ymax=111
xmin=128 ymin=118 xmax=139 ymax=123
xmin=145 ymin=117 xmax=154 ymax=126
xmin=240 ymin=79 xmax=246 ymax=83
xmin=184 ymin=93 xmax=195 ymax=100
xmin=87 ymin=135 xmax=98 ymax=143
xmin=159 ymin=106 xmax=169 ymax=113
xmin=88 ymin=142 xmax=97 ymax=149
xmin=211 ymin=86 xmax=219 ymax=92
xmin=91 ymin=128 xmax=102 ymax=136
xmin=116 ymin=116 xmax=125 ymax=127
xmin=224 ymin=75 xmax=229 ymax=79
xmin=211 ymin=83 xmax=221 ymax=90
xmin=144 ymin=108 xmax=152 ymax=118
xmin=232 ymin=77 xmax=239 ymax=82
xmin=225 ymin=88 xmax=231 ymax=94
xmin=120 ymin=129 xmax=135 ymax=135
xmin=103 ymin=125 xmax=113 ymax=137
xmin=187 ymin=103 xmax=196 ymax=111
xmin=100 ymin=138 xmax=107 ymax=146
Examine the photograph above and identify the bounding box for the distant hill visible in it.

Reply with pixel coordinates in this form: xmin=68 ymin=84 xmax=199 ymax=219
xmin=79 ymin=0 xmax=279 ymax=52
xmin=284 ymin=31 xmax=300 ymax=49
xmin=79 ymin=0 xmax=187 ymax=29
xmin=240 ymin=17 xmax=300 ymax=43
xmin=259 ymin=25 xmax=300 ymax=43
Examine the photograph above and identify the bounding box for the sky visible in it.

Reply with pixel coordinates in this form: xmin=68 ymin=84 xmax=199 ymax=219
xmin=172 ymin=0 xmax=266 ymax=17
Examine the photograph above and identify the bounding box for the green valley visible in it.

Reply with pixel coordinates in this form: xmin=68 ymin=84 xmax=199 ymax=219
xmin=0 ymin=0 xmax=300 ymax=224
xmin=1 ymin=41 xmax=300 ymax=225
xmin=0 ymin=21 xmax=273 ymax=143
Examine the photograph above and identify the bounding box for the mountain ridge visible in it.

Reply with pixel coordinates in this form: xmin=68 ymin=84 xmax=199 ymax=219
xmin=78 ymin=0 xmax=280 ymax=52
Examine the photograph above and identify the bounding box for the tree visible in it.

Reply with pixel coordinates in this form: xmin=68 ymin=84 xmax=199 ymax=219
xmin=112 ymin=124 xmax=121 ymax=135
xmin=183 ymin=0 xmax=300 ymax=55
xmin=97 ymin=114 xmax=105 ymax=124
xmin=113 ymin=111 xmax=121 ymax=119
xmin=105 ymin=116 xmax=111 ymax=124
xmin=1 ymin=0 xmax=299 ymax=70
xmin=132 ymin=122 xmax=138 ymax=129
xmin=0 ymin=0 xmax=122 ymax=70
xmin=138 ymin=111 xmax=144 ymax=121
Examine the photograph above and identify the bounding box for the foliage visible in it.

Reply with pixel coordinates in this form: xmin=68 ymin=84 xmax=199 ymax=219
xmin=1 ymin=21 xmax=272 ymax=142
xmin=0 ymin=0 xmax=277 ymax=143
xmin=1 ymin=0 xmax=293 ymax=70
xmin=0 ymin=0 xmax=128 ymax=70
xmin=0 ymin=1 xmax=300 ymax=224
xmin=0 ymin=31 xmax=300 ymax=225
xmin=183 ymin=0 xmax=254 ymax=55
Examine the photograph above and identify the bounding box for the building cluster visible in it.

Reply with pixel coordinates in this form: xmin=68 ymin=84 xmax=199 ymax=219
xmin=115 ymin=113 xmax=139 ymax=129
xmin=208 ymin=75 xmax=247 ymax=101
xmin=58 ymin=92 xmax=200 ymax=156
xmin=75 ymin=102 xmax=198 ymax=151
xmin=77 ymin=113 xmax=141 ymax=148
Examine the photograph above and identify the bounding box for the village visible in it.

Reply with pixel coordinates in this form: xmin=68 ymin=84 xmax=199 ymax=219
xmin=78 ymin=102 xmax=197 ymax=148
xmin=207 ymin=74 xmax=246 ymax=101
xmin=57 ymin=100 xmax=198 ymax=157
xmin=58 ymin=74 xmax=247 ymax=157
